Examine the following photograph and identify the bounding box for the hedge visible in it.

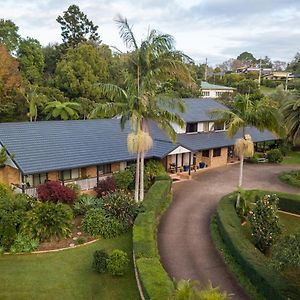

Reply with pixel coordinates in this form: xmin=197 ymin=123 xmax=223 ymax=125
xmin=133 ymin=177 xmax=174 ymax=300
xmin=216 ymin=191 xmax=299 ymax=300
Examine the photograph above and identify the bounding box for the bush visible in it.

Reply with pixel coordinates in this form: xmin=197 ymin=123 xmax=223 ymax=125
xmin=0 ymin=196 xmax=30 ymax=250
xmin=102 ymin=191 xmax=138 ymax=227
xmin=144 ymin=160 xmax=167 ymax=189
xmin=94 ymin=176 xmax=116 ymax=197
xmin=0 ymin=183 xmax=13 ymax=199
xmin=248 ymin=194 xmax=282 ymax=253
xmin=266 ymin=149 xmax=283 ymax=163
xmin=65 ymin=183 xmax=81 ymax=196
xmin=73 ymin=194 xmax=103 ymax=216
xmin=76 ymin=237 xmax=86 ymax=245
xmin=107 ymin=249 xmax=129 ymax=276
xmin=92 ymin=249 xmax=108 ymax=273
xmin=113 ymin=169 xmax=134 ymax=190
xmin=82 ymin=208 xmax=125 ymax=239
xmin=10 ymin=233 xmax=39 ymax=253
xmin=37 ymin=181 xmax=77 ymax=204
xmin=22 ymin=202 xmax=73 ymax=241
xmin=279 ymin=170 xmax=300 ymax=188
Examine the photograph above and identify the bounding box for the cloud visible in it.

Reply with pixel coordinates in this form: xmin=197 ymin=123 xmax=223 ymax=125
xmin=1 ymin=0 xmax=299 ymax=64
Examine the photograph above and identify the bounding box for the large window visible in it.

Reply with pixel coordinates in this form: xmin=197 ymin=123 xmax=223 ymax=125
xmin=61 ymin=168 xmax=80 ymax=181
xmin=213 ymin=148 xmax=221 ymax=157
xmin=202 ymin=91 xmax=210 ymax=97
xmin=26 ymin=173 xmax=48 ymax=187
xmin=214 ymin=121 xmax=225 ymax=131
xmin=203 ymin=122 xmax=209 ymax=132
xmin=202 ymin=150 xmax=210 ymax=157
xmin=98 ymin=164 xmax=111 ymax=176
xmin=186 ymin=122 xmax=198 ymax=133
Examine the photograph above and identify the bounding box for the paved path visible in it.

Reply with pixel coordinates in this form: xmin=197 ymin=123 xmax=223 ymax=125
xmin=157 ymin=163 xmax=300 ymax=299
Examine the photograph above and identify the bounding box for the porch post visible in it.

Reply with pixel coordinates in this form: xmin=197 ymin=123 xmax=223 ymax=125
xmin=263 ymin=141 xmax=266 ymax=152
xmin=164 ymin=157 xmax=168 ymax=172
xmin=188 ymin=152 xmax=192 ymax=176
xmin=175 ymin=154 xmax=178 ymax=172
xmin=61 ymin=171 xmax=64 ymax=186
xmin=96 ymin=165 xmax=99 ymax=185
xmin=21 ymin=174 xmax=25 ymax=194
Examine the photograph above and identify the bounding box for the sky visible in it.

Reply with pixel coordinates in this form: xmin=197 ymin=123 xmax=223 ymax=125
xmin=1 ymin=0 xmax=300 ymax=65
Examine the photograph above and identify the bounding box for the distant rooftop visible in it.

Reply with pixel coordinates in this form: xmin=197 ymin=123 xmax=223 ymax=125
xmin=201 ymin=81 xmax=235 ymax=90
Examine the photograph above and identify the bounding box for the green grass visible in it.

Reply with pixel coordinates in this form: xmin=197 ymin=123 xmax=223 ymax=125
xmin=0 ymin=231 xmax=139 ymax=300
xmin=279 ymin=211 xmax=300 ymax=235
xmin=282 ymin=151 xmax=300 ymax=164
xmin=260 ymin=86 xmax=276 ymax=95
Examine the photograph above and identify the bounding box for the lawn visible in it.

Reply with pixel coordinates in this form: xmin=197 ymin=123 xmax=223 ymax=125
xmin=278 ymin=211 xmax=300 ymax=235
xmin=282 ymin=151 xmax=300 ymax=164
xmin=0 ymin=231 xmax=139 ymax=300
xmin=260 ymin=86 xmax=276 ymax=95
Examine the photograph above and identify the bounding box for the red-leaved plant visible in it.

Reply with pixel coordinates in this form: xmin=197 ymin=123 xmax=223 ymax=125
xmin=94 ymin=176 xmax=116 ymax=197
xmin=37 ymin=181 xmax=77 ymax=204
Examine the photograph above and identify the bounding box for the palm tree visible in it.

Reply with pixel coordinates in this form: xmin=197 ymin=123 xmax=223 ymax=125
xmin=212 ymin=94 xmax=281 ymax=205
xmin=43 ymin=101 xmax=81 ymax=120
xmin=91 ymin=16 xmax=192 ymax=201
xmin=281 ymin=97 xmax=300 ymax=146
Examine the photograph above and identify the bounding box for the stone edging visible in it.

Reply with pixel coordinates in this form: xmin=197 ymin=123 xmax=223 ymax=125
xmin=133 ymin=250 xmax=146 ymax=300
xmin=3 ymin=238 xmax=99 ymax=255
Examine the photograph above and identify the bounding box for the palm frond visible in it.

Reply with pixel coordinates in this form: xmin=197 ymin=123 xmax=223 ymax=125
xmin=115 ymin=15 xmax=138 ymax=50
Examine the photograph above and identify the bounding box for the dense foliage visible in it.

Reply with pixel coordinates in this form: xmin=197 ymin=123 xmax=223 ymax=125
xmin=144 ymin=159 xmax=167 ymax=188
xmin=92 ymin=249 xmax=108 ymax=273
xmin=248 ymin=194 xmax=282 ymax=253
xmin=266 ymin=149 xmax=283 ymax=163
xmin=94 ymin=176 xmax=116 ymax=197
xmin=106 ymin=249 xmax=129 ymax=276
xmin=113 ymin=169 xmax=134 ymax=190
xmin=279 ymin=170 xmax=300 ymax=188
xmin=37 ymin=181 xmax=77 ymax=204
xmin=10 ymin=233 xmax=39 ymax=253
xmin=73 ymin=194 xmax=103 ymax=215
xmin=22 ymin=201 xmax=73 ymax=241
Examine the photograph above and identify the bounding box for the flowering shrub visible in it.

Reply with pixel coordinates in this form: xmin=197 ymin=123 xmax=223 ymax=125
xmin=94 ymin=176 xmax=116 ymax=197
xmin=37 ymin=181 xmax=77 ymax=204
xmin=248 ymin=194 xmax=282 ymax=253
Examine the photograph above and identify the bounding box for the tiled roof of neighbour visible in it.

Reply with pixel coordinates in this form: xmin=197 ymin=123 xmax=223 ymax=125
xmin=176 ymin=127 xmax=276 ymax=152
xmin=201 ymin=81 xmax=235 ymax=90
xmin=178 ymin=98 xmax=229 ymax=122
xmin=0 ymin=119 xmax=176 ymax=175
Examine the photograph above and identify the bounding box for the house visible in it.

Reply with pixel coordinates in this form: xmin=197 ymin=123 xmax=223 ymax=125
xmin=263 ymin=71 xmax=294 ymax=81
xmin=201 ymin=82 xmax=235 ymax=98
xmin=0 ymin=99 xmax=276 ymax=195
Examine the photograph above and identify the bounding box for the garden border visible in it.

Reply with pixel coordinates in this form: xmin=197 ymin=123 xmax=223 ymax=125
xmin=215 ymin=190 xmax=300 ymax=300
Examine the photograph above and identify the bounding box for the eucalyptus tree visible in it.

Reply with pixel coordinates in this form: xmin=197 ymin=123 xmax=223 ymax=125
xmin=43 ymin=101 xmax=80 ymax=120
xmin=212 ymin=94 xmax=281 ymax=205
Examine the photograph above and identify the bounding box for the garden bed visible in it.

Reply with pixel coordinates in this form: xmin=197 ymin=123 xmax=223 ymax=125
xmin=278 ymin=170 xmax=300 ymax=188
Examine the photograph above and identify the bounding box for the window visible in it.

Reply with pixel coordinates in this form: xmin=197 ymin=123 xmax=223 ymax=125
xmin=25 ymin=173 xmax=48 ymax=187
xmin=214 ymin=121 xmax=225 ymax=131
xmin=61 ymin=168 xmax=80 ymax=180
xmin=203 ymin=122 xmax=209 ymax=132
xmin=216 ymin=91 xmax=224 ymax=97
xmin=213 ymin=148 xmax=221 ymax=157
xmin=98 ymin=164 xmax=111 ymax=176
xmin=202 ymin=150 xmax=210 ymax=157
xmin=202 ymin=91 xmax=210 ymax=97
xmin=186 ymin=122 xmax=198 ymax=133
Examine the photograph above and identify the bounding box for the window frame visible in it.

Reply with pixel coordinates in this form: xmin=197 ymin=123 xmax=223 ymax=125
xmin=98 ymin=163 xmax=112 ymax=176
xmin=213 ymin=148 xmax=222 ymax=157
xmin=186 ymin=122 xmax=198 ymax=133
xmin=202 ymin=149 xmax=210 ymax=157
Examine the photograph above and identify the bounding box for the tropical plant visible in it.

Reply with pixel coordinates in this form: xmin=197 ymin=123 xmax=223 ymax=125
xmin=73 ymin=194 xmax=102 ymax=216
xmin=113 ymin=168 xmax=134 ymax=190
xmin=91 ymin=16 xmax=192 ymax=202
xmin=10 ymin=233 xmax=39 ymax=253
xmin=22 ymin=201 xmax=73 ymax=241
xmin=212 ymin=94 xmax=281 ymax=205
xmin=106 ymin=249 xmax=129 ymax=276
xmin=0 ymin=147 xmax=8 ymax=167
xmin=248 ymin=194 xmax=282 ymax=253
xmin=92 ymin=249 xmax=108 ymax=273
xmin=281 ymin=97 xmax=300 ymax=146
xmin=43 ymin=101 xmax=80 ymax=120
xmin=266 ymin=149 xmax=283 ymax=163
xmin=144 ymin=159 xmax=167 ymax=188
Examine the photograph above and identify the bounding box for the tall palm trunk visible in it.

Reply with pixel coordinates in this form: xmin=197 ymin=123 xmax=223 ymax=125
xmin=140 ymin=150 xmax=144 ymax=201
xmin=236 ymin=154 xmax=244 ymax=207
xmin=135 ymin=152 xmax=140 ymax=202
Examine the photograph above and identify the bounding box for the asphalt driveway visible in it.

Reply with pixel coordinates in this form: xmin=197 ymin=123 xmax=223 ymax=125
xmin=157 ymin=163 xmax=300 ymax=299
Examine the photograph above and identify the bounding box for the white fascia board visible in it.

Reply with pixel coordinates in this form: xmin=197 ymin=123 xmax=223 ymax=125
xmin=168 ymin=146 xmax=191 ymax=155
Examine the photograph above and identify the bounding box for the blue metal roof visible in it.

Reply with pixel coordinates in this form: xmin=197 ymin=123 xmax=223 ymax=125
xmin=201 ymin=81 xmax=235 ymax=90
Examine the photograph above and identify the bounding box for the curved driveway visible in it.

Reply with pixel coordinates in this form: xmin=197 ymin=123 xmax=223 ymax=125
xmin=157 ymin=163 xmax=300 ymax=299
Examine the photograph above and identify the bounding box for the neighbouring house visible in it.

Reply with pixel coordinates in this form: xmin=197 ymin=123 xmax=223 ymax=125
xmin=0 ymin=99 xmax=277 ymax=195
xmin=236 ymin=67 xmax=273 ymax=75
xmin=201 ymin=81 xmax=235 ymax=98
xmin=263 ymin=71 xmax=294 ymax=81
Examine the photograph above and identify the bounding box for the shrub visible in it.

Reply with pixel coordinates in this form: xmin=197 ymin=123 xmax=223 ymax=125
xmin=37 ymin=181 xmax=77 ymax=204
xmin=22 ymin=202 xmax=73 ymax=241
xmin=10 ymin=233 xmax=39 ymax=253
xmin=82 ymin=208 xmax=125 ymax=239
xmin=73 ymin=194 xmax=103 ymax=216
xmin=248 ymin=194 xmax=282 ymax=253
xmin=113 ymin=169 xmax=134 ymax=190
xmin=0 ymin=196 xmax=30 ymax=250
xmin=92 ymin=249 xmax=108 ymax=273
xmin=144 ymin=160 xmax=167 ymax=188
xmin=94 ymin=176 xmax=116 ymax=197
xmin=266 ymin=149 xmax=283 ymax=163
xmin=198 ymin=281 xmax=229 ymax=300
xmin=76 ymin=237 xmax=86 ymax=245
xmin=107 ymin=249 xmax=129 ymax=276
xmin=65 ymin=183 xmax=81 ymax=196
xmin=279 ymin=170 xmax=300 ymax=188
xmin=102 ymin=191 xmax=138 ymax=226
xmin=0 ymin=183 xmax=13 ymax=199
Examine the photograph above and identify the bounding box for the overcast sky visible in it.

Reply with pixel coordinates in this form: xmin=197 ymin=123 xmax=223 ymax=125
xmin=1 ymin=0 xmax=300 ymax=65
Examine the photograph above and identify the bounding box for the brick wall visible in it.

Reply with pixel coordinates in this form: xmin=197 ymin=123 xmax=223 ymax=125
xmin=85 ymin=166 xmax=97 ymax=177
xmin=48 ymin=171 xmax=59 ymax=181
xmin=0 ymin=166 xmax=20 ymax=185
xmin=210 ymin=147 xmax=228 ymax=168
xmin=111 ymin=163 xmax=120 ymax=173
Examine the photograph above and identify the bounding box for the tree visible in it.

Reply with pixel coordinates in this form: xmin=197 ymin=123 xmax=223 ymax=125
xmin=43 ymin=101 xmax=80 ymax=120
xmin=272 ymin=60 xmax=287 ymax=71
xmin=42 ymin=43 xmax=62 ymax=76
xmin=17 ymin=38 xmax=45 ymax=84
xmin=236 ymin=79 xmax=259 ymax=94
xmin=281 ymin=96 xmax=300 ymax=145
xmin=237 ymin=51 xmax=256 ymax=65
xmin=287 ymin=53 xmax=300 ymax=74
xmin=91 ymin=16 xmax=191 ymax=201
xmin=0 ymin=19 xmax=20 ymax=53
xmin=212 ymin=94 xmax=281 ymax=205
xmin=56 ymin=5 xmax=100 ymax=48
xmin=54 ymin=43 xmax=109 ymax=100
